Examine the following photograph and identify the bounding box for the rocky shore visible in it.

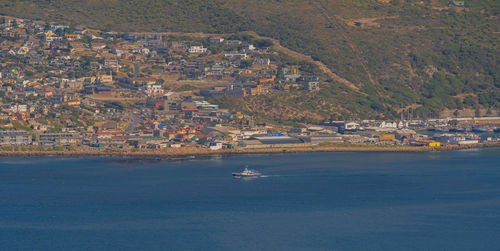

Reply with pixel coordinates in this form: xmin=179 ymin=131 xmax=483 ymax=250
xmin=1 ymin=143 xmax=498 ymax=159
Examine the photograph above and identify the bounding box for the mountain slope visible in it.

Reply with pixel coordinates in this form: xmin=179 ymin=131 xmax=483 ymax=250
xmin=1 ymin=0 xmax=499 ymax=120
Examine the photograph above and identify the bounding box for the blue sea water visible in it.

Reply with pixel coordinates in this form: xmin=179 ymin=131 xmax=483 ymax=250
xmin=1 ymin=149 xmax=500 ymax=250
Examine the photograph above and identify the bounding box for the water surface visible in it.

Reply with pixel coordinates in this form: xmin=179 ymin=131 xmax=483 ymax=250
xmin=1 ymin=149 xmax=500 ymax=250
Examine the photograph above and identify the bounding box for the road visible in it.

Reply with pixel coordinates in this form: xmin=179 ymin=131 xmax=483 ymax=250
xmin=125 ymin=112 xmax=142 ymax=134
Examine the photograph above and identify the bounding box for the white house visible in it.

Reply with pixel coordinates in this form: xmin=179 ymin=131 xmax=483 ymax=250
xmin=188 ymin=46 xmax=207 ymax=54
xmin=344 ymin=122 xmax=360 ymax=130
xmin=209 ymin=37 xmax=224 ymax=43
xmin=254 ymin=58 xmax=270 ymax=65
xmin=209 ymin=142 xmax=223 ymax=150
xmin=379 ymin=121 xmax=398 ymax=128
xmin=16 ymin=46 xmax=30 ymax=55
xmin=112 ymin=47 xmax=129 ymax=56
xmin=146 ymin=85 xmax=164 ymax=96
xmin=242 ymin=44 xmax=256 ymax=52
xmin=224 ymin=53 xmax=248 ymax=61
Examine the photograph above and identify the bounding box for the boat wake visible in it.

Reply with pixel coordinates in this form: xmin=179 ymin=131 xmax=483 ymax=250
xmin=258 ymin=174 xmax=302 ymax=178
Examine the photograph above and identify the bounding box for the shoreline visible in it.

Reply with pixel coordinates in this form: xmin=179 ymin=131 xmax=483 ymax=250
xmin=1 ymin=143 xmax=499 ymax=158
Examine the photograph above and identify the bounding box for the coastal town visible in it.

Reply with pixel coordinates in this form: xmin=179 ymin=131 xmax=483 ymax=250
xmin=1 ymin=16 xmax=499 ymax=154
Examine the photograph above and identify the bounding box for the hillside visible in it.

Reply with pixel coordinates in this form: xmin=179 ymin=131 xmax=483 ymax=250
xmin=1 ymin=0 xmax=499 ymax=122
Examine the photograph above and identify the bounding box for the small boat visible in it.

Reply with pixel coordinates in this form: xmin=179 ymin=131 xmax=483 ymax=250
xmin=232 ymin=167 xmax=262 ymax=178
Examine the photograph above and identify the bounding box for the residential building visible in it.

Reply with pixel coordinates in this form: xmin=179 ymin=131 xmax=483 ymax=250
xmin=98 ymin=74 xmax=113 ymax=84
xmin=224 ymin=53 xmax=247 ymax=61
xmin=0 ymin=131 xmax=31 ymax=145
xmin=65 ymin=34 xmax=81 ymax=41
xmin=209 ymin=37 xmax=225 ymax=43
xmin=92 ymin=42 xmax=107 ymax=50
xmin=37 ymin=132 xmax=80 ymax=146
xmin=147 ymin=85 xmax=164 ymax=96
xmin=104 ymin=59 xmax=120 ymax=72
xmin=188 ymin=46 xmax=207 ymax=54
xmin=254 ymin=58 xmax=270 ymax=66
xmin=242 ymin=44 xmax=256 ymax=52
xmin=304 ymin=82 xmax=320 ymax=91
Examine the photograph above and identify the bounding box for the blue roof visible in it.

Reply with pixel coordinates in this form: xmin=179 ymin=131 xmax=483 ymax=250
xmin=258 ymin=138 xmax=303 ymax=144
xmin=267 ymin=133 xmax=284 ymax=136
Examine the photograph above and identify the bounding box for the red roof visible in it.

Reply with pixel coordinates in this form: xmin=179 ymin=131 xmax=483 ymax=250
xmin=94 ymin=131 xmax=120 ymax=136
xmin=195 ymin=133 xmax=207 ymax=138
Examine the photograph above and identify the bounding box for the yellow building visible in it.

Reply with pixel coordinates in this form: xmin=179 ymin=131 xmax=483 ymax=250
xmin=45 ymin=31 xmax=56 ymax=37
xmin=98 ymin=74 xmax=113 ymax=84
xmin=429 ymin=142 xmax=441 ymax=147
xmin=379 ymin=134 xmax=396 ymax=140
xmin=66 ymin=101 xmax=81 ymax=106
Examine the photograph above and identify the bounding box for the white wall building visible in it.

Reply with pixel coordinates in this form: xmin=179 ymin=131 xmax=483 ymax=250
xmin=209 ymin=142 xmax=223 ymax=150
xmin=224 ymin=53 xmax=248 ymax=60
xmin=188 ymin=46 xmax=208 ymax=54
xmin=147 ymin=85 xmax=164 ymax=96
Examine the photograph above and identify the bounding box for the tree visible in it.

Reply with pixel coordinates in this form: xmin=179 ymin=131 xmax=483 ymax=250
xmin=463 ymin=95 xmax=477 ymax=107
xmin=254 ymin=39 xmax=273 ymax=48
xmin=475 ymin=107 xmax=481 ymax=117
xmin=239 ymin=59 xmax=253 ymax=69
xmin=155 ymin=79 xmax=165 ymax=85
